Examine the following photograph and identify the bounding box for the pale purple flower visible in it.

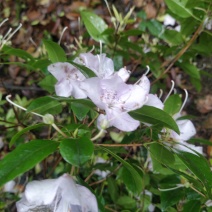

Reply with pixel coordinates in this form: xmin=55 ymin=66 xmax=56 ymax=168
xmin=48 ymin=62 xmax=87 ymax=98
xmin=145 ymin=94 xmax=164 ymax=110
xmin=16 ymin=174 xmax=98 ymax=212
xmin=81 ymin=75 xmax=149 ymax=132
xmin=78 ymin=52 xmax=131 ymax=81
xmin=171 ymin=113 xmax=196 ymax=142
xmin=78 ymin=52 xmax=114 ymax=78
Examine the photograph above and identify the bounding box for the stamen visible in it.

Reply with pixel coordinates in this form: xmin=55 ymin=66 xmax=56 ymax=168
xmin=6 ymin=95 xmax=68 ymax=138
xmin=159 ymin=89 xmax=163 ymax=99
xmin=99 ymin=40 xmax=102 ymax=55
xmin=0 ymin=18 xmax=9 ymax=27
xmin=179 ymin=89 xmax=188 ymax=114
xmin=144 ymin=65 xmax=150 ymax=76
xmin=5 ymin=23 xmax=22 ymax=44
xmin=58 ymin=26 xmax=68 ymax=45
xmin=88 ymin=45 xmax=95 ymax=53
xmin=6 ymin=94 xmax=43 ymax=118
xmin=2 ymin=28 xmax=12 ymax=42
xmin=135 ymin=65 xmax=150 ymax=84
xmin=164 ymin=80 xmax=175 ymax=103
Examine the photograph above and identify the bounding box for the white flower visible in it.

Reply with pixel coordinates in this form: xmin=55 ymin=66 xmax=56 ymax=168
xmin=171 ymin=113 xmax=196 ymax=142
xmin=48 ymin=62 xmax=87 ymax=98
xmin=145 ymin=94 xmax=164 ymax=110
xmin=4 ymin=180 xmax=17 ymax=193
xmin=16 ymin=174 xmax=98 ymax=212
xmin=81 ymin=75 xmax=149 ymax=132
xmin=78 ymin=52 xmax=114 ymax=79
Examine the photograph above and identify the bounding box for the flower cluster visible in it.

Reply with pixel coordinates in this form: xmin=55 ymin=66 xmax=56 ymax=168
xmin=16 ymin=174 xmax=98 ymax=212
xmin=48 ymin=52 xmax=199 ymax=151
xmin=48 ymin=52 xmax=150 ymax=132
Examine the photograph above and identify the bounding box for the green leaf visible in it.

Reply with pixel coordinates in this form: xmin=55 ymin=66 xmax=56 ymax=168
xmin=129 ymin=105 xmax=180 ymax=134
xmin=162 ymin=29 xmax=184 ymax=46
xmin=119 ymin=166 xmax=143 ymax=193
xmin=149 ymin=143 xmax=175 ymax=165
xmin=164 ymin=94 xmax=182 ymax=116
xmin=2 ymin=45 xmax=34 ymax=60
xmin=38 ymin=75 xmax=57 ymax=93
xmin=107 ymin=177 xmax=119 ymax=203
xmin=180 ymin=63 xmax=201 ymax=79
xmin=52 ymin=97 xmax=96 ymax=110
xmin=161 ymin=188 xmax=185 ymax=210
xmin=183 ymin=200 xmax=201 ymax=212
xmin=32 ymin=59 xmax=51 ymax=73
xmin=10 ymin=123 xmax=46 ymax=148
xmin=60 ymin=137 xmax=94 ymax=167
xmin=27 ymin=96 xmax=62 ymax=115
xmin=43 ymin=39 xmax=66 ymax=63
xmin=176 ymin=151 xmax=212 ymax=197
xmin=100 ymin=147 xmax=143 ymax=193
xmin=0 ymin=139 xmax=59 ymax=187
xmin=80 ymin=10 xmax=108 ymax=42
xmin=188 ymin=138 xmax=212 ymax=146
xmin=145 ymin=19 xmax=164 ymax=37
xmin=116 ymin=196 xmax=136 ymax=209
xmin=70 ymin=102 xmax=90 ymax=121
xmin=164 ymin=0 xmax=193 ymax=18
xmin=69 ymin=61 xmax=96 ymax=78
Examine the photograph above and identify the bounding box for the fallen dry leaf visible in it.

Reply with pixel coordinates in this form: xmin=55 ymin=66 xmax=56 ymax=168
xmin=196 ymin=95 xmax=212 ymax=114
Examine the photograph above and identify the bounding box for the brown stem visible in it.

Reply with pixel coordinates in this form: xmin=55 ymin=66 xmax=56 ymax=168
xmin=152 ymin=21 xmax=204 ymax=84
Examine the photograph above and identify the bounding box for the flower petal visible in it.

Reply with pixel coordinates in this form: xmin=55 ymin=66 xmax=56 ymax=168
xmin=116 ymin=67 xmax=131 ymax=82
xmin=106 ymin=108 xmax=140 ymax=132
xmin=145 ymin=94 xmax=164 ymax=110
xmin=121 ymin=85 xmax=148 ymax=111
xmin=171 ymin=119 xmax=196 ymax=142
xmin=138 ymin=75 xmax=150 ymax=93
xmin=55 ymin=79 xmax=73 ymax=97
xmin=79 ymin=53 xmax=114 ymax=78
xmin=48 ymin=62 xmax=85 ymax=81
xmin=80 ymin=77 xmax=105 ymax=109
xmin=77 ymin=184 xmax=99 ymax=212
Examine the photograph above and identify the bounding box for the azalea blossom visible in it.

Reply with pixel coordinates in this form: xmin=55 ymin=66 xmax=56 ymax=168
xmin=48 ymin=62 xmax=87 ymax=98
xmin=16 ymin=174 xmax=98 ymax=212
xmin=78 ymin=52 xmax=114 ymax=78
xmin=80 ymin=75 xmax=149 ymax=132
xmin=145 ymin=94 xmax=164 ymax=110
xmin=77 ymin=52 xmax=131 ymax=81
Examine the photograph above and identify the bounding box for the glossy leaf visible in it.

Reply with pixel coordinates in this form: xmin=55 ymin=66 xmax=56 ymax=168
xmin=0 ymin=140 xmax=59 ymax=187
xmin=183 ymin=200 xmax=201 ymax=212
xmin=10 ymin=123 xmax=46 ymax=148
xmin=69 ymin=61 xmax=96 ymax=78
xmin=164 ymin=94 xmax=182 ymax=116
xmin=43 ymin=39 xmax=66 ymax=63
xmin=161 ymin=188 xmax=185 ymax=210
xmin=2 ymin=45 xmax=34 ymax=60
xmin=38 ymin=75 xmax=57 ymax=93
xmin=149 ymin=143 xmax=175 ymax=165
xmin=27 ymin=96 xmax=62 ymax=115
xmin=176 ymin=151 xmax=212 ymax=197
xmin=80 ymin=10 xmax=108 ymax=41
xmin=129 ymin=105 xmax=180 ymax=134
xmin=116 ymin=196 xmax=136 ymax=209
xmin=70 ymin=102 xmax=90 ymax=121
xmin=60 ymin=137 xmax=94 ymax=167
xmin=100 ymin=147 xmax=143 ymax=193
xmin=164 ymin=0 xmax=193 ymax=18
xmin=162 ymin=29 xmax=184 ymax=46
xmin=107 ymin=177 xmax=119 ymax=203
